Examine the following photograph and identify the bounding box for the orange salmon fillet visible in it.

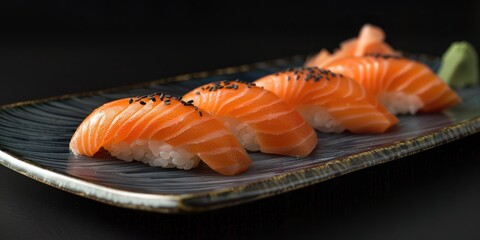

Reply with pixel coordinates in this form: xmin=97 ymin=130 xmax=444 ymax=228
xmin=255 ymin=67 xmax=398 ymax=133
xmin=325 ymin=55 xmax=462 ymax=113
xmin=69 ymin=94 xmax=251 ymax=175
xmin=183 ymin=80 xmax=317 ymax=157
xmin=305 ymin=24 xmax=398 ymax=68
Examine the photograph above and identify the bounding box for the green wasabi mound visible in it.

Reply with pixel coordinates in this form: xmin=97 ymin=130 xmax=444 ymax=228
xmin=438 ymin=41 xmax=479 ymax=88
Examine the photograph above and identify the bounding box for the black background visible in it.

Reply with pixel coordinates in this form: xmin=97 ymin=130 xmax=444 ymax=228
xmin=1 ymin=1 xmax=480 ymax=239
xmin=0 ymin=0 xmax=478 ymax=105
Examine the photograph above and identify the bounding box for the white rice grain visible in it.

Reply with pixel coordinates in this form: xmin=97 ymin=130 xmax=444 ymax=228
xmin=105 ymin=140 xmax=200 ymax=170
xmin=378 ymin=92 xmax=423 ymax=115
xmin=220 ymin=116 xmax=260 ymax=152
xmin=296 ymin=105 xmax=345 ymax=133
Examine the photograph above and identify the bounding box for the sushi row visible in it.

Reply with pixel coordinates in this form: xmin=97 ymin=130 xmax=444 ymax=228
xmin=305 ymin=24 xmax=461 ymax=115
xmin=70 ymin=24 xmax=461 ymax=176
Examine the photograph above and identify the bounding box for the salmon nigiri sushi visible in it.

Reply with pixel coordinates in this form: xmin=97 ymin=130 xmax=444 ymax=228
xmin=254 ymin=67 xmax=398 ymax=133
xmin=305 ymin=24 xmax=398 ymax=68
xmin=183 ymin=80 xmax=317 ymax=157
xmin=69 ymin=93 xmax=251 ymax=175
xmin=325 ymin=54 xmax=462 ymax=114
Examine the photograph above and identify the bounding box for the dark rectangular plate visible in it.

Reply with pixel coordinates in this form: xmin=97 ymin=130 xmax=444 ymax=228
xmin=0 ymin=55 xmax=479 ymax=213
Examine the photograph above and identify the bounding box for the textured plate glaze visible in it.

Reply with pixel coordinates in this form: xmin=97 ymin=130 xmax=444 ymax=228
xmin=0 ymin=56 xmax=479 ymax=213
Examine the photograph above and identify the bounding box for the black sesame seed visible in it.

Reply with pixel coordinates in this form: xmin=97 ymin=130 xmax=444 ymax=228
xmin=195 ymin=91 xmax=200 ymax=95
xmin=366 ymin=53 xmax=401 ymax=59
xmin=128 ymin=98 xmax=133 ymax=104
xmin=139 ymin=101 xmax=146 ymax=105
xmin=198 ymin=111 xmax=203 ymax=117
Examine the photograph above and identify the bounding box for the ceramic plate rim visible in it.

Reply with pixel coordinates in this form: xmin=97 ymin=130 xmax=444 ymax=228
xmin=0 ymin=55 xmax=479 ymax=213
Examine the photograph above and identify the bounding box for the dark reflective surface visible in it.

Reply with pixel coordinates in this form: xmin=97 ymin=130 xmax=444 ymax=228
xmin=1 ymin=1 xmax=480 ymax=238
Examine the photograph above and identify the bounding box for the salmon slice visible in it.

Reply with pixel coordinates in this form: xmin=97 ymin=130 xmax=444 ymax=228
xmin=183 ymin=80 xmax=317 ymax=157
xmin=70 ymin=93 xmax=251 ymax=175
xmin=305 ymin=24 xmax=398 ymax=68
xmin=325 ymin=55 xmax=462 ymax=114
xmin=254 ymin=67 xmax=398 ymax=134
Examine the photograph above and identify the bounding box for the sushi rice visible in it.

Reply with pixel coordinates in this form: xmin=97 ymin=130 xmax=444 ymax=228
xmin=105 ymin=140 xmax=200 ymax=170
xmin=221 ymin=117 xmax=259 ymax=152
xmin=296 ymin=106 xmax=346 ymax=133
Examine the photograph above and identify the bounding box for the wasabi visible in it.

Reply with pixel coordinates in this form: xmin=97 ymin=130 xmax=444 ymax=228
xmin=438 ymin=41 xmax=479 ymax=88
